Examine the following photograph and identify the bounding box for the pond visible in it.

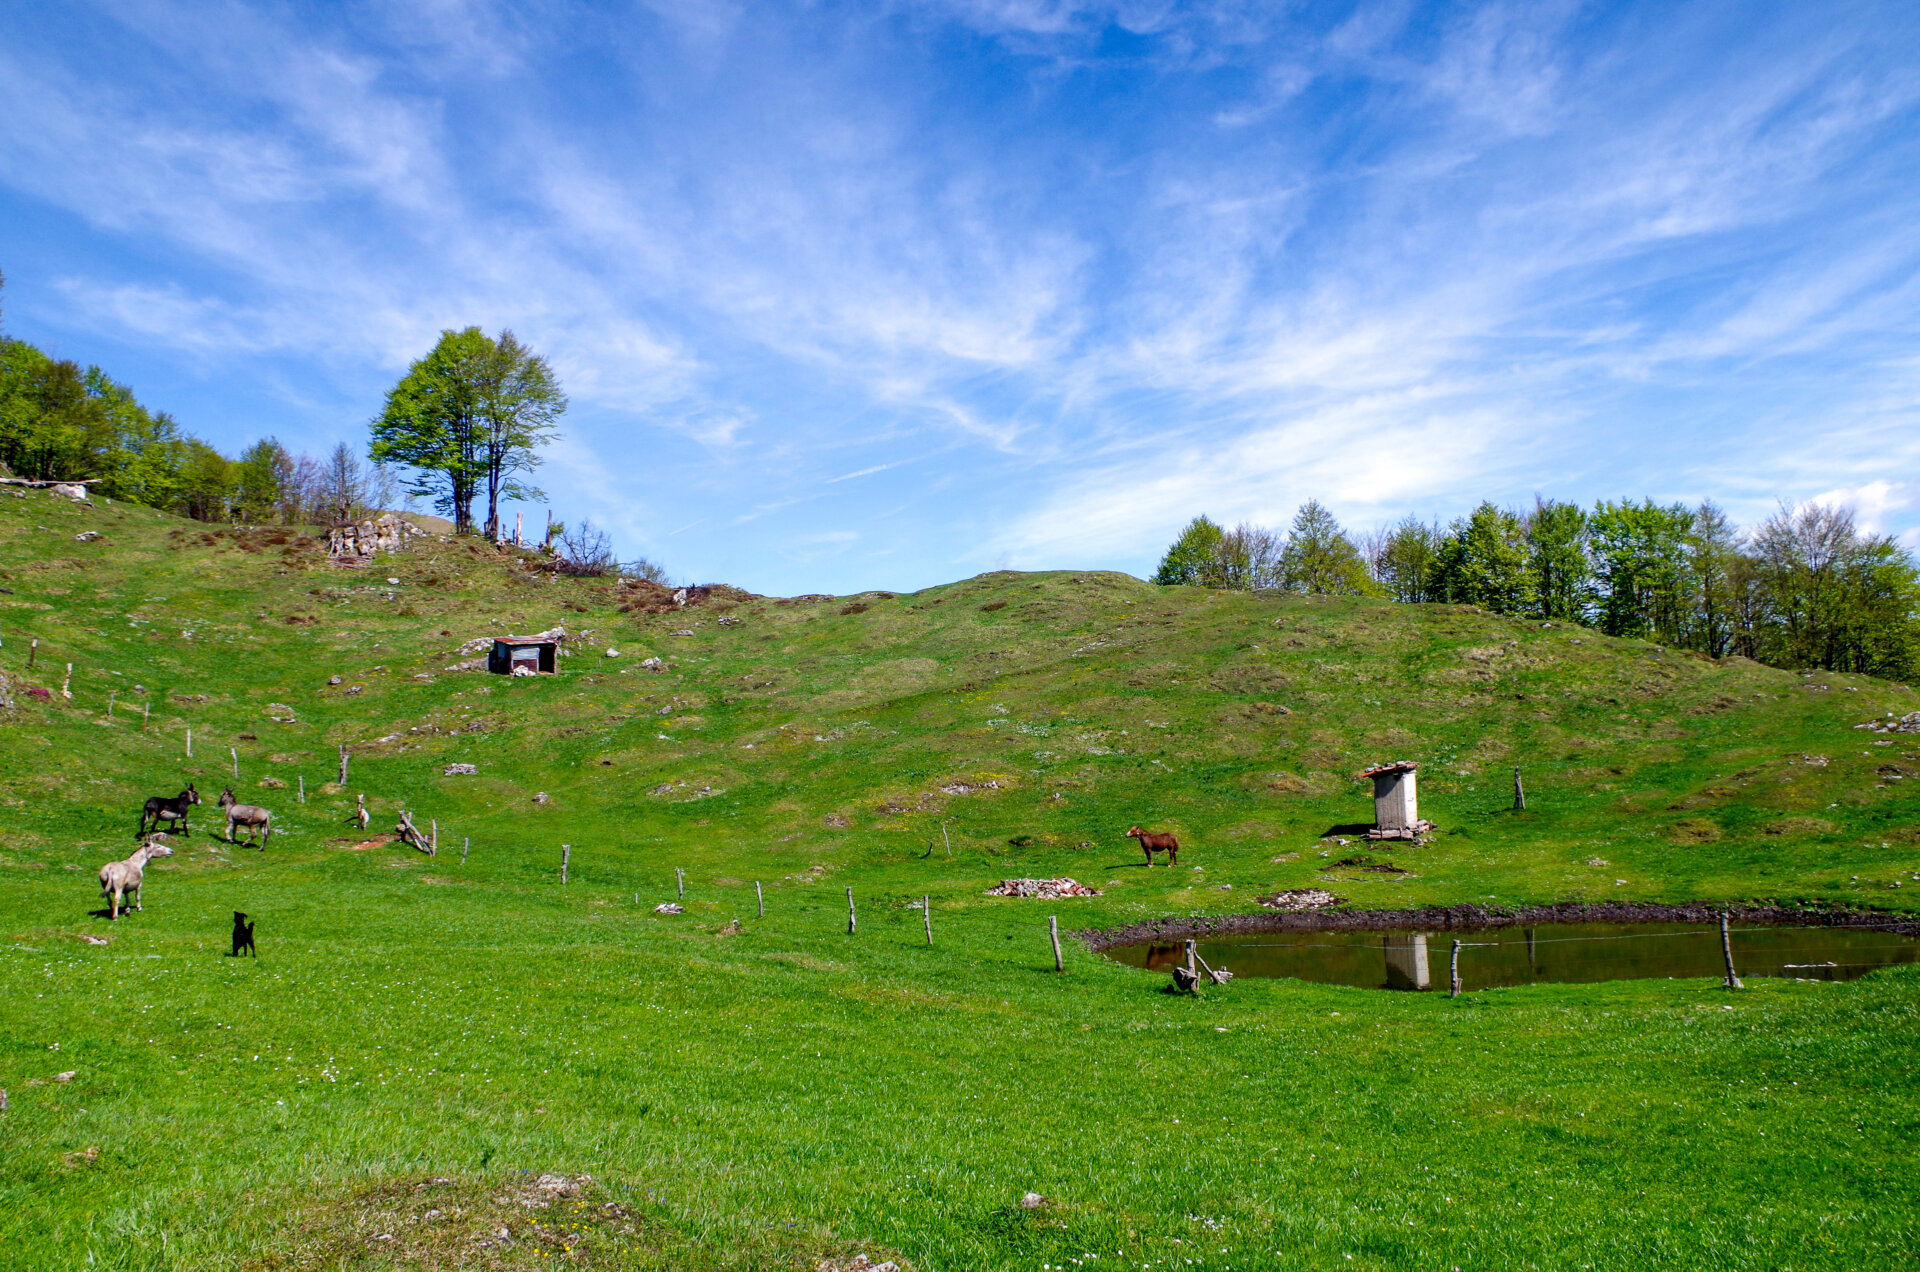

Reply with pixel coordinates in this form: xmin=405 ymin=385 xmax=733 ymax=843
xmin=1102 ymin=922 xmax=1920 ymax=992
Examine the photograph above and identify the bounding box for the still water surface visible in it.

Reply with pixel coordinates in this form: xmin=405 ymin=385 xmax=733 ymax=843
xmin=1103 ymin=922 xmax=1920 ymax=991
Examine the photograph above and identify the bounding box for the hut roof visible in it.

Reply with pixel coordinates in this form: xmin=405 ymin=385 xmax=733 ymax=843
xmin=1359 ymin=760 xmax=1419 ymax=779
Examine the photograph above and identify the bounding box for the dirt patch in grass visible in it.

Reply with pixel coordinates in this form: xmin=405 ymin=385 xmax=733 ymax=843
xmin=1668 ymin=817 xmax=1722 ymax=844
xmin=258 ymin=1172 xmax=910 ymax=1272
xmin=1764 ymin=817 xmax=1836 ymax=836
xmin=260 ymin=1172 xmax=641 ymax=1270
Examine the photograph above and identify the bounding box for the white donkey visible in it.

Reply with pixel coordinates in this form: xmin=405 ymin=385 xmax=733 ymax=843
xmin=99 ymin=841 xmax=174 ymax=919
xmin=218 ymin=787 xmax=273 ymax=848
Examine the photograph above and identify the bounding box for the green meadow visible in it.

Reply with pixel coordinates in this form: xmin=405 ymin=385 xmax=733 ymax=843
xmin=2 ymin=488 xmax=1918 ymax=1270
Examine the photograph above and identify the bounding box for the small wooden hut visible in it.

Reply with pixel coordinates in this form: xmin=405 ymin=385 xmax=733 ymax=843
xmin=488 ymin=636 xmax=558 ymax=675
xmin=1360 ymin=760 xmax=1433 ymax=840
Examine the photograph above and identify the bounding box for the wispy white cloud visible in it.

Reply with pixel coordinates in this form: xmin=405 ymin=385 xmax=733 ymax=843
xmin=1 ymin=0 xmax=1916 ymax=593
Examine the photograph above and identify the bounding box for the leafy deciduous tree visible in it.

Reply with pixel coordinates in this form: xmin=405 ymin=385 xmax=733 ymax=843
xmin=1279 ymin=501 xmax=1372 ymax=595
xmin=1153 ymin=516 xmax=1226 ymax=585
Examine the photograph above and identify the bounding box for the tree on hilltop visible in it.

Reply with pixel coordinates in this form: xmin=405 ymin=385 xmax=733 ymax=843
xmin=477 ymin=331 xmax=566 ymax=541
xmin=370 ymin=327 xmax=565 ymax=537
xmin=1153 ymin=515 xmax=1225 ymax=585
xmin=1278 ymin=501 xmax=1372 ymax=595
xmin=1434 ymin=502 xmax=1533 ymax=612
xmin=371 ymin=328 xmax=490 ymax=534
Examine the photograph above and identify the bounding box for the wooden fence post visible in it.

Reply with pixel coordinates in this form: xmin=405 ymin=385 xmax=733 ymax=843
xmin=941 ymin=818 xmax=952 ymax=857
xmin=846 ymin=887 xmax=856 ymax=935
xmin=1513 ymin=766 xmax=1526 ymax=811
xmin=298 ymin=776 xmax=305 ymax=804
xmin=143 ymin=701 xmax=150 ymax=726
xmin=186 ymin=728 xmax=192 ymax=758
xmin=1050 ymin=916 xmax=1063 ymax=972
xmin=676 ymin=867 xmax=685 ymax=900
xmin=1185 ymin=939 xmax=1197 ymax=978
xmin=1721 ymin=913 xmax=1743 ymax=990
xmin=461 ymin=837 xmax=469 ymax=866
xmin=1450 ymin=939 xmax=1463 ymax=997
xmin=431 ymin=819 xmax=439 ymax=856
xmin=338 ymin=745 xmax=349 ymax=785
xmin=756 ymin=881 xmax=765 ymax=918
xmin=26 ymin=638 xmax=35 ymax=670
xmin=108 ymin=690 xmax=116 ymax=717
xmin=61 ymin=664 xmax=73 ymax=700
xmin=230 ymin=747 xmax=239 ymax=781
xmin=561 ymin=843 xmax=570 ymax=885
xmin=923 ymin=895 xmax=932 ymax=946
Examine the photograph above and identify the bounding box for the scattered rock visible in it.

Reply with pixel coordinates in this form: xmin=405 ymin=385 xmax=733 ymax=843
xmin=1858 ymin=711 xmax=1920 ymax=734
xmin=50 ymin=483 xmax=89 ymax=500
xmin=257 ymin=777 xmax=285 ymax=789
xmin=1258 ymin=888 xmax=1345 ymax=911
xmin=386 ymin=576 xmax=401 ymax=585
xmin=64 ymin=1146 xmax=99 ymax=1167
xmin=605 ymin=648 xmax=620 ymax=658
xmin=940 ymin=780 xmax=1001 ymax=795
xmin=328 ymin=675 xmax=342 ymax=685
xmin=641 ymin=657 xmax=667 ymax=672
xmin=533 ymin=792 xmax=549 ymax=805
xmin=346 ymin=685 xmax=364 ymax=695
xmin=670 ymin=629 xmax=694 ymax=637
xmin=326 ymin=513 xmax=423 ymax=560
xmin=654 ymin=903 xmax=683 ymax=915
xmin=716 ymin=918 xmax=741 ymax=936
xmin=985 ymin=877 xmax=1100 ymax=898
xmin=74 ymin=530 xmax=101 ymax=542
xmin=817 ymin=1257 xmax=900 ymax=1272
xmin=52 ymin=1071 xmax=76 ymax=1083
xmin=79 ymin=934 xmax=109 ymax=945
xmin=1019 ymin=1192 xmax=1048 ymax=1208
xmin=443 ymin=763 xmax=478 ymax=776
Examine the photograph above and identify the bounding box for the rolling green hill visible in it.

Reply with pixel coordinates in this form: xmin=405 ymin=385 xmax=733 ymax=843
xmin=3 ymin=487 xmax=1918 ymax=1271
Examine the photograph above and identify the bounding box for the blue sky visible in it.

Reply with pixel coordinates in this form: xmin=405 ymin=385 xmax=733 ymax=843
xmin=3 ymin=1 xmax=1917 ymax=594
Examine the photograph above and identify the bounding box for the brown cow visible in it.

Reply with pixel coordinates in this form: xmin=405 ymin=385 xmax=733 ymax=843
xmin=1126 ymin=825 xmax=1179 ymax=867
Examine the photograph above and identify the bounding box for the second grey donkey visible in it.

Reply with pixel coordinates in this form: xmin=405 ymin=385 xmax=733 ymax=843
xmin=217 ymin=787 xmax=273 ymax=848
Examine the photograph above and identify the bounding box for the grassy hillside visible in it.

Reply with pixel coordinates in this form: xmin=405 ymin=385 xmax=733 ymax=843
xmin=2 ymin=488 xmax=1918 ymax=1270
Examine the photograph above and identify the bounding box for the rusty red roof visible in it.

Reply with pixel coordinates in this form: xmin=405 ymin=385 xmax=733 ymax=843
xmin=1359 ymin=761 xmax=1419 ymax=778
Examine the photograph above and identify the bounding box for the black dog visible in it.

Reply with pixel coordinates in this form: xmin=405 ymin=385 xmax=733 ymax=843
xmin=230 ymin=911 xmax=256 ymax=957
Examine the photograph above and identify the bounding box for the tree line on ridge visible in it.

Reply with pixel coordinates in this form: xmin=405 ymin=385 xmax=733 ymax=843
xmin=1154 ymin=498 xmax=1920 ymax=679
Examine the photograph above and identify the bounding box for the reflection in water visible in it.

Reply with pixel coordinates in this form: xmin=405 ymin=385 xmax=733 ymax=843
xmin=1383 ymin=933 xmax=1430 ymax=991
xmin=1105 ymin=922 xmax=1920 ymax=991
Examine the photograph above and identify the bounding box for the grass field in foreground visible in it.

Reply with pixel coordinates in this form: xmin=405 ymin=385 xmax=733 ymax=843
xmin=1 ymin=488 xmax=1918 ymax=1269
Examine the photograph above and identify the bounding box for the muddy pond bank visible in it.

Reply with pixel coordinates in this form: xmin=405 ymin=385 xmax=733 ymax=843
xmin=1086 ymin=903 xmax=1920 ymax=992
xmin=1078 ymin=900 xmax=1920 ymax=952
